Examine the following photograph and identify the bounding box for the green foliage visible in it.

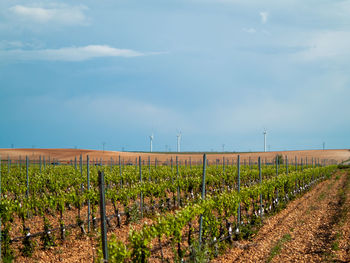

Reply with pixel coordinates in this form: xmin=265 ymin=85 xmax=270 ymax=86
xmin=40 ymin=217 xmax=56 ymax=249
xmin=98 ymin=234 xmax=130 ymax=263
xmin=337 ymin=164 xmax=350 ymax=169
xmin=129 ymin=229 xmax=151 ymax=263
xmin=189 ymin=241 xmax=210 ymax=263
xmin=105 ymin=165 xmax=336 ymax=261
xmin=1 ymin=225 xmax=14 ymax=262
xmin=0 ymin=158 xmax=336 ymax=261
xmin=22 ymin=232 xmax=36 ymax=257
xmin=129 ymin=202 xmax=141 ymax=223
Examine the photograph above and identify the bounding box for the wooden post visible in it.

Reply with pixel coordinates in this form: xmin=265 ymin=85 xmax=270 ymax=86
xmin=0 ymin=155 xmax=2 ymax=260
xmin=171 ymin=157 xmax=173 ymax=172
xmin=176 ymin=156 xmax=180 ymax=206
xmin=237 ymin=155 xmax=241 ymax=228
xmin=139 ymin=156 xmax=143 ymax=218
xmin=306 ymin=157 xmax=308 ymax=168
xmin=199 ymin=154 xmax=207 ymax=245
xmin=80 ymin=154 xmax=83 ymax=192
xmin=26 ymin=156 xmax=29 ymax=198
xmin=7 ymin=156 xmax=10 ymax=175
xmin=87 ymin=155 xmax=91 ymax=232
xmin=301 ymin=158 xmax=303 ymax=171
xmin=259 ymin=157 xmax=263 ymax=221
xmin=119 ymin=156 xmax=122 ymax=186
xmin=223 ymin=156 xmax=225 ymax=174
xmin=98 ymin=171 xmax=108 ymax=262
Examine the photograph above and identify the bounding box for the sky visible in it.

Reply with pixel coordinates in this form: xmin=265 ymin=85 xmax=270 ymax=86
xmin=0 ymin=0 xmax=349 ymax=152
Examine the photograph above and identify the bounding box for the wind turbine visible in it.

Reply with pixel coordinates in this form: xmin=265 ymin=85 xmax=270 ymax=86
xmin=149 ymin=133 xmax=154 ymax=152
xmin=263 ymin=129 xmax=267 ymax=152
xmin=176 ymin=131 xmax=182 ymax=152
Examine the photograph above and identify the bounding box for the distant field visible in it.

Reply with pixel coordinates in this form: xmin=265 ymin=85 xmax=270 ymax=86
xmin=0 ymin=148 xmax=349 ymax=164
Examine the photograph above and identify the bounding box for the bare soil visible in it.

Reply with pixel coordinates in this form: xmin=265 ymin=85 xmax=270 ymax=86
xmin=213 ymin=169 xmax=350 ymax=263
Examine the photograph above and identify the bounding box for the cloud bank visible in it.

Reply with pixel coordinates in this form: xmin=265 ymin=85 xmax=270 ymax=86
xmin=0 ymin=45 xmax=146 ymax=61
xmin=9 ymin=4 xmax=88 ymax=25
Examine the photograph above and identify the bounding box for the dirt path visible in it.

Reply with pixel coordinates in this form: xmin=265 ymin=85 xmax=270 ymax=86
xmin=213 ymin=170 xmax=350 ymax=263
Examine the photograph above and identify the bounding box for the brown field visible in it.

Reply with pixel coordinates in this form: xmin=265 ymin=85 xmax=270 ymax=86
xmin=0 ymin=148 xmax=349 ymax=165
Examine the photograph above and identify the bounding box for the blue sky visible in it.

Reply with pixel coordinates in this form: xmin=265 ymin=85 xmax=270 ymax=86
xmin=0 ymin=0 xmax=349 ymax=152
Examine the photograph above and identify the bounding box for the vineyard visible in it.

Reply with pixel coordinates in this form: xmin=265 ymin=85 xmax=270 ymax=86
xmin=0 ymin=154 xmax=339 ymax=262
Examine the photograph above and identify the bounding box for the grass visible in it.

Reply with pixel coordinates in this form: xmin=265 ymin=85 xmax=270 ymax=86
xmin=331 ymin=232 xmax=342 ymax=251
xmin=266 ymin=233 xmax=292 ymax=263
xmin=337 ymin=164 xmax=350 ymax=169
xmin=318 ymin=192 xmax=326 ymax=201
xmin=331 ymin=241 xmax=340 ymax=251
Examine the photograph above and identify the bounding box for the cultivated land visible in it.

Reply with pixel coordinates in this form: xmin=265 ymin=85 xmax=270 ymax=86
xmin=0 ymin=148 xmax=349 ymax=262
xmin=0 ymin=148 xmax=349 ymax=164
xmin=213 ymin=169 xmax=350 ymax=263
xmin=6 ymin=164 xmax=350 ymax=262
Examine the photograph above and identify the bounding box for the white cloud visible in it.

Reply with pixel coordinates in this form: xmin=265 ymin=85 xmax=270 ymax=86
xmin=259 ymin=11 xmax=268 ymax=24
xmin=243 ymin=28 xmax=256 ymax=34
xmin=9 ymin=4 xmax=88 ymax=25
xmin=0 ymin=45 xmax=148 ymax=61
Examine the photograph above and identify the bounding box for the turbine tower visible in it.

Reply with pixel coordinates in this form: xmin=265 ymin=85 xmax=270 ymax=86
xmin=176 ymin=132 xmax=182 ymax=152
xmin=263 ymin=129 xmax=267 ymax=152
xmin=149 ymin=133 xmax=154 ymax=152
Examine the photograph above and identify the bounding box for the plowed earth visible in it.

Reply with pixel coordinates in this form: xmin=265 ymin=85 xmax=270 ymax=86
xmin=0 ymin=148 xmax=349 ymax=165
xmin=213 ymin=169 xmax=350 ymax=263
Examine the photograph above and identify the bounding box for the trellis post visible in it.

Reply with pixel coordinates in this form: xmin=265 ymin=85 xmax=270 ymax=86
xmin=258 ymin=157 xmax=263 ymax=221
xmin=237 ymin=155 xmax=241 ymax=228
xmin=98 ymin=171 xmax=108 ymax=262
xmin=199 ymin=154 xmax=207 ymax=246
xmin=87 ymin=155 xmax=91 ymax=232
xmin=139 ymin=156 xmax=143 ymax=218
